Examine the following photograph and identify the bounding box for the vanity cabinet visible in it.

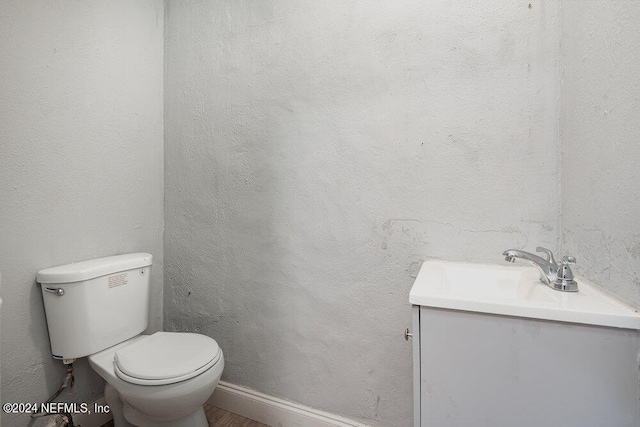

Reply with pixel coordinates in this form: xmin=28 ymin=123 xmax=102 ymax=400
xmin=410 ymin=260 xmax=640 ymax=427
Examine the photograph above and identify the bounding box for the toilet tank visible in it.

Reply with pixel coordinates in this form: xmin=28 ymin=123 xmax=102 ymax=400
xmin=37 ymin=253 xmax=152 ymax=360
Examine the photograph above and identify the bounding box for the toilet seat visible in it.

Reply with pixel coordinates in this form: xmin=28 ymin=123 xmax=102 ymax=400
xmin=113 ymin=332 xmax=222 ymax=386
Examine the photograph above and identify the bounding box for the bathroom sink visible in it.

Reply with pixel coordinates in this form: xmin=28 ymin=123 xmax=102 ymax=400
xmin=409 ymin=260 xmax=640 ymax=329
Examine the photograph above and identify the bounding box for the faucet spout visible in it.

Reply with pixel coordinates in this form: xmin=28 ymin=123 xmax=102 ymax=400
xmin=502 ymin=248 xmax=557 ymax=285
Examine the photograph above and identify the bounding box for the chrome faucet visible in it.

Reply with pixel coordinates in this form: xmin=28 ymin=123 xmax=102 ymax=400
xmin=502 ymin=247 xmax=578 ymax=292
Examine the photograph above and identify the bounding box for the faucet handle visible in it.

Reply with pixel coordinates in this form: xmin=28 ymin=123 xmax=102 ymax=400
xmin=536 ymin=246 xmax=556 ymax=266
xmin=554 ymin=256 xmax=578 ymax=292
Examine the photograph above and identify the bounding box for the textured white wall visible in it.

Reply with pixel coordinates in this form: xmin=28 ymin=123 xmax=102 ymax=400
xmin=5 ymin=1 xmax=637 ymax=425
xmin=562 ymin=1 xmax=640 ymax=307
xmin=164 ymin=1 xmax=561 ymax=425
xmin=0 ymin=1 xmax=164 ymax=424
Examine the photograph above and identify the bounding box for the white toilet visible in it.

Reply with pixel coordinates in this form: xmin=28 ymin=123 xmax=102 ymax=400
xmin=37 ymin=253 xmax=224 ymax=427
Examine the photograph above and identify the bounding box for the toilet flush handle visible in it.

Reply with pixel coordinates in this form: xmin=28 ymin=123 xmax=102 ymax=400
xmin=404 ymin=328 xmax=413 ymax=341
xmin=44 ymin=287 xmax=65 ymax=296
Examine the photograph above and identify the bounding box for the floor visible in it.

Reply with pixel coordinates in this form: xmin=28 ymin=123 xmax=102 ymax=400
xmin=204 ymin=404 xmax=269 ymax=427
xmin=99 ymin=404 xmax=268 ymax=427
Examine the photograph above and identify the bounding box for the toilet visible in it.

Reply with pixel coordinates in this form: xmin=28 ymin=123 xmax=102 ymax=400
xmin=37 ymin=253 xmax=224 ymax=427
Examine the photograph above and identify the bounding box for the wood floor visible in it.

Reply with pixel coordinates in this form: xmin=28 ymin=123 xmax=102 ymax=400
xmin=100 ymin=404 xmax=268 ymax=427
xmin=204 ymin=404 xmax=269 ymax=427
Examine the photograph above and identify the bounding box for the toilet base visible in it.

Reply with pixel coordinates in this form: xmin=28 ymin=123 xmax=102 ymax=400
xmin=124 ymin=404 xmax=208 ymax=427
xmin=105 ymin=383 xmax=208 ymax=427
xmin=105 ymin=383 xmax=135 ymax=427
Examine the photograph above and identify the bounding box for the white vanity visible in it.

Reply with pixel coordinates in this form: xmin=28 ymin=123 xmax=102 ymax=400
xmin=410 ymin=260 xmax=640 ymax=427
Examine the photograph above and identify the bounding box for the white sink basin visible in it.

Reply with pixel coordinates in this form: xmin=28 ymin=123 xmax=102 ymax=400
xmin=409 ymin=260 xmax=640 ymax=329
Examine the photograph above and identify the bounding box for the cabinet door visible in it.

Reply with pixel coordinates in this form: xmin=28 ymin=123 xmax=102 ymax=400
xmin=412 ymin=305 xmax=421 ymax=427
xmin=418 ymin=306 xmax=640 ymax=427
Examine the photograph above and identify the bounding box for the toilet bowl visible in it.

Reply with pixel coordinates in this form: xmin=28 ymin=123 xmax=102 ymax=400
xmin=89 ymin=332 xmax=224 ymax=426
xmin=37 ymin=253 xmax=224 ymax=427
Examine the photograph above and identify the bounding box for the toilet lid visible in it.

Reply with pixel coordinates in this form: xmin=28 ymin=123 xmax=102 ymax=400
xmin=114 ymin=332 xmax=221 ymax=385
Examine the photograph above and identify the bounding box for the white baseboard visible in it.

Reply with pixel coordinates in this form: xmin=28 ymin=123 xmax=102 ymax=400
xmin=68 ymin=381 xmax=369 ymax=427
xmin=208 ymin=381 xmax=371 ymax=427
xmin=72 ymin=396 xmax=113 ymax=427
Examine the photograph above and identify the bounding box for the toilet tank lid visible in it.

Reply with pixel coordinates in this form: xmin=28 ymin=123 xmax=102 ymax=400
xmin=37 ymin=253 xmax=153 ymax=284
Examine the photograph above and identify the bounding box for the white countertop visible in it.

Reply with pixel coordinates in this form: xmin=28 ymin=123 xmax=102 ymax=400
xmin=410 ymin=260 xmax=640 ymax=329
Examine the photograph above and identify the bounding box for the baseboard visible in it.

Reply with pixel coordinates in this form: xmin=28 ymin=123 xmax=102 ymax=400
xmin=68 ymin=382 xmax=369 ymax=427
xmin=72 ymin=396 xmax=113 ymax=427
xmin=208 ymin=381 xmax=371 ymax=427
